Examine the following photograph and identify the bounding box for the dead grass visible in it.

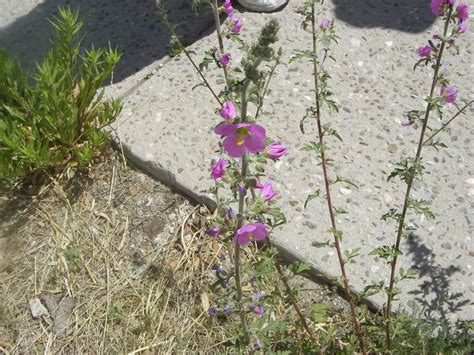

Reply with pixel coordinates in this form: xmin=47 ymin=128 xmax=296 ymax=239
xmin=0 ymin=151 xmax=354 ymax=353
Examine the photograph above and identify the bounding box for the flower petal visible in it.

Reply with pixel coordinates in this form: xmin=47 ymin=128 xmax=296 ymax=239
xmin=223 ymin=135 xmax=246 ymax=158
xmin=214 ymin=123 xmax=237 ymax=136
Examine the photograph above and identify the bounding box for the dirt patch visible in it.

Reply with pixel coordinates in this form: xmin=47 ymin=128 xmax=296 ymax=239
xmin=0 ymin=150 xmax=355 ymax=353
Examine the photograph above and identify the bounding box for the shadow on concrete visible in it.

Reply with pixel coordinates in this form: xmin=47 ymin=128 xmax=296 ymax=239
xmin=331 ymin=0 xmax=437 ymax=33
xmin=406 ymin=233 xmax=471 ymax=325
xmin=0 ymin=0 xmax=217 ymax=83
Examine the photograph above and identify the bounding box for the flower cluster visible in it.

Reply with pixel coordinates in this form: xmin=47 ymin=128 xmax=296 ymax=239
xmin=415 ymin=0 xmax=469 ymax=109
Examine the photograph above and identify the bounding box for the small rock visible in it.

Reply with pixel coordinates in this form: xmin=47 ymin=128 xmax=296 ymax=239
xmin=441 ymin=242 xmax=452 ymax=250
xmin=29 ymin=298 xmax=49 ymax=318
xmin=388 ymin=144 xmax=397 ymax=153
xmin=143 ymin=217 xmax=166 ymax=237
xmin=468 ymin=188 xmax=474 ymax=197
xmin=466 ymin=178 xmax=474 ymax=185
xmin=340 ymin=187 xmax=352 ymax=195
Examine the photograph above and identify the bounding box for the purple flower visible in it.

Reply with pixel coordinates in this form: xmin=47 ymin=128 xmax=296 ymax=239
xmin=456 ymin=3 xmax=469 ymax=22
xmin=256 ymin=180 xmax=277 ymax=201
xmin=211 ymin=158 xmax=228 ymax=180
xmin=254 ymin=340 xmax=262 ymax=350
xmin=234 ymin=222 xmax=269 ymax=245
xmin=252 ymin=304 xmax=265 ymax=316
xmin=219 ymin=53 xmax=231 ymax=66
xmin=223 ymin=0 xmax=234 ymax=15
xmin=238 ymin=185 xmax=247 ymax=197
xmin=214 ymin=123 xmax=267 ymax=158
xmin=430 ymin=0 xmax=454 ymax=16
xmin=212 ymin=263 xmax=224 ymax=273
xmin=208 ymin=307 xmax=219 ymax=316
xmin=219 ymin=101 xmax=236 ymax=120
xmin=253 ymin=292 xmax=264 ymax=302
xmin=440 ymin=85 xmax=457 ymax=104
xmin=230 ymin=16 xmax=243 ymax=34
xmin=417 ymin=45 xmax=432 ymax=57
xmin=265 ymin=141 xmax=288 ymax=160
xmin=205 ymin=227 xmax=221 ymax=237
xmin=456 ymin=22 xmax=468 ymax=33
xmin=223 ymin=304 xmax=232 ymax=313
xmin=225 ymin=207 xmax=235 ymax=219
xmin=319 ymin=19 xmax=331 ymax=30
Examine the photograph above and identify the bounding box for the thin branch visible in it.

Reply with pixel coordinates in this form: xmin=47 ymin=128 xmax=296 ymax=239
xmin=384 ymin=7 xmax=454 ymax=351
xmin=423 ymin=100 xmax=473 ymax=146
xmin=156 ymin=1 xmax=222 ymax=105
xmin=309 ymin=5 xmax=367 ymax=354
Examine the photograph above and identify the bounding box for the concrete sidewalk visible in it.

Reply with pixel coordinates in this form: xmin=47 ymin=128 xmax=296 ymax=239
xmin=1 ymin=0 xmax=473 ymax=322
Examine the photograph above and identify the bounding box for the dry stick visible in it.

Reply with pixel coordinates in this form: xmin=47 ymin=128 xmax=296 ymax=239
xmin=423 ymin=99 xmax=474 ymax=146
xmin=309 ymin=5 xmax=367 ymax=354
xmin=384 ymin=9 xmax=453 ymax=352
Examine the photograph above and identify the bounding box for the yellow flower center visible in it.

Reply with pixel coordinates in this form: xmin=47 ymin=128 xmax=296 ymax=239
xmin=246 ymin=232 xmax=254 ymax=241
xmin=235 ymin=127 xmax=249 ymax=146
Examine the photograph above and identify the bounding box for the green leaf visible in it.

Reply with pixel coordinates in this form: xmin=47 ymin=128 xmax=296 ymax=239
xmin=369 ymin=245 xmax=402 ymax=260
xmin=304 ymin=189 xmax=320 ymax=208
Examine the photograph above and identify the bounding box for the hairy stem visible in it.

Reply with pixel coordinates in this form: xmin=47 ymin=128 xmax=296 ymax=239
xmin=310 ymin=5 xmax=367 ymax=354
xmin=384 ymin=8 xmax=453 ymax=351
xmin=234 ymin=82 xmax=252 ymax=346
xmin=211 ymin=0 xmax=230 ymax=89
xmin=423 ymin=100 xmax=473 ymax=146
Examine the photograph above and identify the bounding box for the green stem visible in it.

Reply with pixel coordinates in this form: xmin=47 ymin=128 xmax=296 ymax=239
xmin=423 ymin=100 xmax=474 ymax=146
xmin=384 ymin=8 xmax=453 ymax=351
xmin=211 ymin=0 xmax=230 ymax=89
xmin=233 ymin=81 xmax=252 ymax=346
xmin=310 ymin=5 xmax=367 ymax=354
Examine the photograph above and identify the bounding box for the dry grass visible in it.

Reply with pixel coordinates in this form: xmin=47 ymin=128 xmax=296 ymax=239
xmin=0 ymin=153 xmax=235 ymax=353
xmin=0 ymin=151 xmax=355 ymax=354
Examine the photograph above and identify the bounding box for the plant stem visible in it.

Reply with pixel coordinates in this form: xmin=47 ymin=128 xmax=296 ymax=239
xmin=423 ymin=100 xmax=473 ymax=146
xmin=384 ymin=8 xmax=453 ymax=351
xmin=233 ymin=81 xmax=252 ymax=346
xmin=255 ymin=59 xmax=279 ymax=119
xmin=211 ymin=0 xmax=230 ymax=89
xmin=265 ymin=239 xmax=317 ymax=342
xmin=310 ymin=5 xmax=367 ymax=354
xmin=156 ymin=2 xmax=222 ymax=105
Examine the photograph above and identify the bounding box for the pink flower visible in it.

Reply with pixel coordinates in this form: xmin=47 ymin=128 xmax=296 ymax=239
xmin=214 ymin=123 xmax=266 ymax=158
xmin=417 ymin=45 xmax=432 ymax=57
xmin=440 ymin=85 xmax=457 ymax=104
xmin=234 ymin=222 xmax=269 ymax=245
xmin=251 ymin=304 xmax=265 ymax=316
xmin=319 ymin=19 xmax=331 ymax=30
xmin=223 ymin=0 xmax=234 ymax=15
xmin=456 ymin=3 xmax=469 ymax=22
xmin=230 ymin=16 xmax=242 ymax=34
xmin=430 ymin=0 xmax=454 ymax=16
xmin=265 ymin=141 xmax=288 ymax=160
xmin=211 ymin=158 xmax=228 ymax=180
xmin=220 ymin=101 xmax=236 ymax=120
xmin=256 ymin=180 xmax=277 ymax=201
xmin=219 ymin=53 xmax=231 ymax=66
xmin=205 ymin=227 xmax=221 ymax=236
xmin=456 ymin=22 xmax=468 ymax=33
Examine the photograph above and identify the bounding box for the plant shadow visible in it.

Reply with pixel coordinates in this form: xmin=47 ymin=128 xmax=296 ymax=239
xmin=405 ymin=233 xmax=471 ymax=325
xmin=0 ymin=0 xmax=217 ymax=84
xmin=331 ymin=0 xmax=437 ymax=33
